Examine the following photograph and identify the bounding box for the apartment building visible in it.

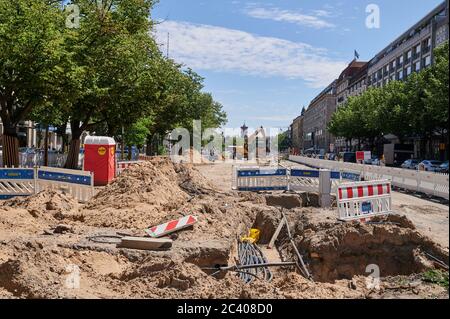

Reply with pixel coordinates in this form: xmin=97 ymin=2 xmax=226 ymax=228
xmin=290 ymin=108 xmax=305 ymax=155
xmin=303 ymin=81 xmax=337 ymax=154
xmin=367 ymin=1 xmax=448 ymax=88
xmin=336 ymin=60 xmax=368 ymax=108
xmin=334 ymin=61 xmax=368 ymax=152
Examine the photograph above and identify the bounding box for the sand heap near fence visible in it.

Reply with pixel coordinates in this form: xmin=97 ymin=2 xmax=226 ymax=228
xmin=82 ymin=158 xmax=225 ymax=230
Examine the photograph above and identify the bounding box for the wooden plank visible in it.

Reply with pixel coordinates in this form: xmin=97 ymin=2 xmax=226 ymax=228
xmin=117 ymin=237 xmax=173 ymax=251
xmin=267 ymin=218 xmax=286 ymax=249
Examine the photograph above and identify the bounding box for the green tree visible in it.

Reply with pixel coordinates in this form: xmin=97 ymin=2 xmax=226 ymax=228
xmin=62 ymin=0 xmax=158 ymax=168
xmin=0 ymin=0 xmax=65 ymax=167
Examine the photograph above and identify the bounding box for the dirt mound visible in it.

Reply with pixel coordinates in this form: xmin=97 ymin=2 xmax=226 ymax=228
xmin=82 ymin=158 xmax=218 ymax=229
xmin=277 ymin=213 xmax=449 ymax=283
xmin=2 ymin=190 xmax=79 ymax=219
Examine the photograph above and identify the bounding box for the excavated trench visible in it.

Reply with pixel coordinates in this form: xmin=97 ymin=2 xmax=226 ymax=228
xmin=252 ymin=196 xmax=449 ymax=284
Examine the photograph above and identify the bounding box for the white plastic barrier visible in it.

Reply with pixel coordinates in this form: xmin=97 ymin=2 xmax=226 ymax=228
xmin=290 ymin=155 xmax=449 ymax=200
xmin=337 ymin=180 xmax=392 ymax=222
xmin=233 ymin=166 xmax=288 ymax=191
xmin=36 ymin=167 xmax=94 ymax=203
xmin=289 ymin=168 xmax=343 ymax=193
xmin=0 ymin=168 xmax=36 ymax=200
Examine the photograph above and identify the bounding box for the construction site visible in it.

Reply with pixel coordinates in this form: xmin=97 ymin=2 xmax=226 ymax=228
xmin=0 ymin=156 xmax=448 ymax=299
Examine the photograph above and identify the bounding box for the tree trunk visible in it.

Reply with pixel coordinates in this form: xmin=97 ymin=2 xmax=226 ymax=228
xmin=64 ymin=121 xmax=82 ymax=169
xmin=146 ymin=134 xmax=152 ymax=156
xmin=128 ymin=145 xmax=132 ymax=161
xmin=2 ymin=132 xmax=20 ymax=168
xmin=44 ymin=126 xmax=49 ymax=166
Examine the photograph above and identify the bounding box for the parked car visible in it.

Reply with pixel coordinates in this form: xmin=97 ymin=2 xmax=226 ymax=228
xmin=339 ymin=152 xmax=356 ymax=163
xmin=364 ymin=156 xmax=381 ymax=166
xmin=418 ymin=160 xmax=443 ymax=172
xmin=401 ymin=159 xmax=421 ymax=170
xmin=437 ymin=161 xmax=449 ymax=173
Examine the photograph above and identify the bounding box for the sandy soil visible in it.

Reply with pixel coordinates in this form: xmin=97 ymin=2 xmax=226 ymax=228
xmin=0 ymin=158 xmax=448 ymax=299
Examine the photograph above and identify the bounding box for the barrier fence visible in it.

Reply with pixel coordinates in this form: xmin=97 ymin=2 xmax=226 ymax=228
xmin=337 ymin=180 xmax=392 ymax=222
xmin=233 ymin=167 xmax=289 ymax=191
xmin=232 ymin=166 xmax=360 ymax=193
xmin=289 ymin=155 xmax=449 ymax=200
xmin=0 ymin=167 xmax=94 ymax=202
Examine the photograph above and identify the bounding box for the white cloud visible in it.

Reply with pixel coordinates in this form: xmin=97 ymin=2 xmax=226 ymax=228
xmin=244 ymin=7 xmax=335 ymax=29
xmin=155 ymin=21 xmax=346 ymax=88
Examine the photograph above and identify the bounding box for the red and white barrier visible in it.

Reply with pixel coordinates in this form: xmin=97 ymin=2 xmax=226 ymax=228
xmin=145 ymin=215 xmax=198 ymax=238
xmin=337 ymin=180 xmax=392 ymax=222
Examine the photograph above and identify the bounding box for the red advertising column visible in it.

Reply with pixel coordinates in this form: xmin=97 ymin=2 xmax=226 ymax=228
xmin=83 ymin=136 xmax=116 ymax=186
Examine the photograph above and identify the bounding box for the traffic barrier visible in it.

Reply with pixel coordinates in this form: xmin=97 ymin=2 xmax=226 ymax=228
xmin=0 ymin=168 xmax=35 ymax=200
xmin=234 ymin=167 xmax=288 ymax=191
xmin=289 ymin=155 xmax=449 ymax=200
xmin=145 ymin=215 xmax=198 ymax=238
xmin=36 ymin=167 xmax=94 ymax=203
xmin=289 ymin=169 xmax=343 ymax=193
xmin=0 ymin=167 xmax=94 ymax=202
xmin=337 ymin=180 xmax=392 ymax=222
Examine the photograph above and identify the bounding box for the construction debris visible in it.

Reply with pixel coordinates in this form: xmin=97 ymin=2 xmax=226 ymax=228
xmin=118 ymin=237 xmax=173 ymax=251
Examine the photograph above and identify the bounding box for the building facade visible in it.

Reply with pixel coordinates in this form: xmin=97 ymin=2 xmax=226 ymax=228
xmin=290 ymin=109 xmax=305 ymax=155
xmin=303 ymin=81 xmax=337 ymax=154
xmin=334 ymin=61 xmax=368 ymax=152
xmin=367 ymin=1 xmax=448 ymax=88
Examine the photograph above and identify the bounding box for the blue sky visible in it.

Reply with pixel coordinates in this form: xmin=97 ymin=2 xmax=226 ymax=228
xmin=152 ymin=0 xmax=444 ymax=131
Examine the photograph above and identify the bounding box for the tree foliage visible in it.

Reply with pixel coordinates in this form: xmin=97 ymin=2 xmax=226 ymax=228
xmin=329 ymin=41 xmax=448 ymax=157
xmin=0 ymin=0 xmax=227 ymax=167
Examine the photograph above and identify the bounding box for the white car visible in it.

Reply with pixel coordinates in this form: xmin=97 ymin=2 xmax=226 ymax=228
xmin=418 ymin=160 xmax=442 ymax=172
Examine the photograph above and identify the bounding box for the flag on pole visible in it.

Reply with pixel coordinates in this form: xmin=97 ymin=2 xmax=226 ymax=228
xmin=354 ymin=50 xmax=360 ymax=60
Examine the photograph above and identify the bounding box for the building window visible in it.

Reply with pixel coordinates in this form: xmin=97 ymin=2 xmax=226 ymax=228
xmin=406 ymin=66 xmax=412 ymax=76
xmin=398 ymin=55 xmax=404 ymax=66
xmin=406 ymin=50 xmax=412 ymax=64
xmin=390 ymin=74 xmax=396 ymax=81
xmin=423 ymin=55 xmax=431 ymax=67
xmin=397 ymin=70 xmax=403 ymax=80
xmin=414 ymin=61 xmax=421 ymax=72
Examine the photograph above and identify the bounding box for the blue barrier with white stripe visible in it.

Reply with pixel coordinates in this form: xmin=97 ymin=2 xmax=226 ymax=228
xmin=341 ymin=172 xmax=361 ymax=181
xmin=0 ymin=169 xmax=34 ymax=180
xmin=38 ymin=170 xmax=92 ymax=186
xmin=238 ymin=186 xmax=288 ymax=192
xmin=237 ymin=169 xmax=287 ymax=177
xmin=290 ymin=169 xmax=319 ymax=178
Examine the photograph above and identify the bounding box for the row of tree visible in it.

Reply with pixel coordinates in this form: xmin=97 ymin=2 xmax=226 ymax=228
xmin=0 ymin=0 xmax=227 ymax=168
xmin=328 ymin=41 xmax=448 ymax=158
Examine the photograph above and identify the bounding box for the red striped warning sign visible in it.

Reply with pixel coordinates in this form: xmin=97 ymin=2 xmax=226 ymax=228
xmin=336 ymin=180 xmax=392 ymax=222
xmin=338 ymin=183 xmax=390 ymax=200
xmin=145 ymin=215 xmax=198 ymax=238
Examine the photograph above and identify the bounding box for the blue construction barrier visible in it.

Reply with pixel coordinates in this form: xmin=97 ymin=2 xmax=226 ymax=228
xmin=37 ymin=170 xmax=92 ymax=186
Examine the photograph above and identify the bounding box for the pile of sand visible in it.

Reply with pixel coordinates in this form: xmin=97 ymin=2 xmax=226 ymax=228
xmin=2 ymin=190 xmax=79 ymax=221
xmin=81 ymin=158 xmax=219 ymax=230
